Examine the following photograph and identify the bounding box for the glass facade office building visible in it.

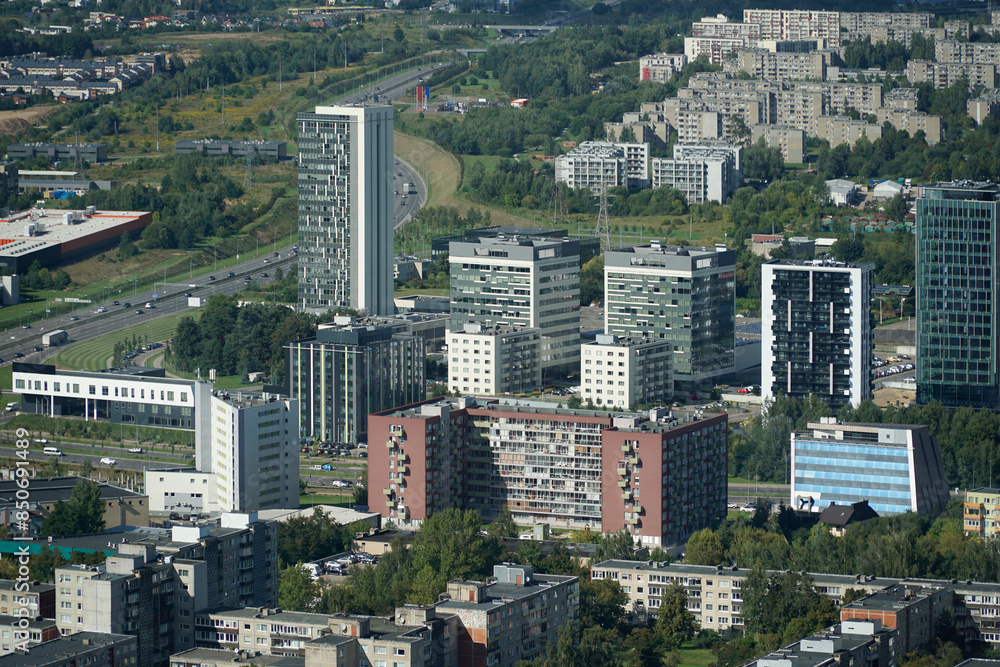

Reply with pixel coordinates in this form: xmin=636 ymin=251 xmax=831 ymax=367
xmin=791 ymin=420 xmax=950 ymax=516
xmin=916 ymin=182 xmax=999 ymax=408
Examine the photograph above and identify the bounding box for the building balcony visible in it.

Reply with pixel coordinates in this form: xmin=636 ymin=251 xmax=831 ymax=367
xmin=618 ymin=479 xmax=628 ymax=488
xmin=617 ymin=463 xmax=628 ymax=476
xmin=621 ymin=491 xmax=632 ymax=500
xmin=383 ymin=488 xmax=391 ymax=496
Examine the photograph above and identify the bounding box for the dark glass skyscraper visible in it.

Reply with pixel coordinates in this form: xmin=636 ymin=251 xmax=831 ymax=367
xmin=916 ymin=182 xmax=1000 ymax=408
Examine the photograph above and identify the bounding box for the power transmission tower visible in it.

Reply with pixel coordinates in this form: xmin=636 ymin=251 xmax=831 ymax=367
xmin=243 ymin=144 xmax=253 ymax=190
xmin=595 ymin=182 xmax=612 ymax=251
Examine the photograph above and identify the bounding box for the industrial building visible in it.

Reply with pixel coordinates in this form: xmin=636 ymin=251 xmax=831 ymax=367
xmin=6 ymin=142 xmax=107 ymax=164
xmin=173 ymin=140 xmax=287 ymax=159
xmin=0 ymin=207 xmax=153 ymax=272
xmin=368 ymin=397 xmax=728 ymax=548
xmin=791 ymin=419 xmax=951 ymax=516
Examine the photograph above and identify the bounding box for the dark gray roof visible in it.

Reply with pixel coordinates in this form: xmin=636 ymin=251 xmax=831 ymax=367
xmin=818 ymin=501 xmax=879 ymax=527
xmin=0 ymin=631 xmax=134 ymax=666
xmin=0 ymin=477 xmax=142 ymax=506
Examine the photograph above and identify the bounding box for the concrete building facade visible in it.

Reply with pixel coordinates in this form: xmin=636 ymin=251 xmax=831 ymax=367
xmin=580 ymin=334 xmax=674 ymax=409
xmin=447 ymin=324 xmax=541 ymax=396
xmin=296 ymin=105 xmax=394 ymax=316
xmin=761 ymin=259 xmax=874 ymax=410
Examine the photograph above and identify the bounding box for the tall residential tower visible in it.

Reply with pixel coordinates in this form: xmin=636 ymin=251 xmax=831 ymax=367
xmin=762 ymin=259 xmax=874 ymax=410
xmin=916 ymin=182 xmax=1000 ymax=408
xmin=297 ymin=105 xmax=394 ymax=315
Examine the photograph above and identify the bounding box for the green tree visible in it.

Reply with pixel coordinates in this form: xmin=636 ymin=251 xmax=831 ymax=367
xmin=593 ymin=529 xmax=637 ymax=563
xmin=278 ymin=564 xmax=319 ymax=611
xmin=743 ymin=139 xmax=784 ymax=181
xmin=40 ymin=479 xmax=105 ymax=538
xmin=580 ymin=255 xmax=605 ymax=306
xmin=489 ymin=504 xmax=518 ymax=538
xmin=407 ymin=508 xmax=504 ymax=599
xmin=278 ymin=508 xmax=356 ymax=566
xmin=684 ymin=528 xmax=724 ymax=565
xmin=393 ymin=26 xmax=405 ymax=42
xmin=29 ymin=545 xmax=67 ymax=582
xmin=579 ymin=575 xmax=628 ymax=631
xmin=884 ymin=193 xmax=908 ymax=221
xmin=117 ymin=232 xmax=138 ymax=261
xmin=655 ymin=582 xmax=698 ymax=649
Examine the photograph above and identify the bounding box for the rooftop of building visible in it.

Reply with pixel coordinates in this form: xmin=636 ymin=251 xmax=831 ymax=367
xmin=563 ymin=141 xmax=644 ymax=156
xmin=764 ymin=258 xmax=874 ymax=270
xmin=801 ymin=419 xmax=926 ymax=433
xmin=842 ymin=583 xmax=938 ymax=611
xmin=921 ymin=180 xmax=999 ymax=196
xmin=199 ymin=606 xmax=335 ymax=626
xmin=0 ymin=580 xmax=53 ymax=594
xmin=591 ymin=560 xmax=900 ymax=588
xmin=0 ymin=207 xmax=149 ymax=258
xmin=255 ymin=505 xmax=380 ymax=527
xmin=607 ymin=242 xmax=732 ymax=259
xmin=587 ymin=334 xmax=672 ymax=348
xmin=1 ymin=632 xmax=134 ymax=666
xmin=44 ymin=516 xmax=265 ymax=555
xmin=8 ymin=141 xmax=106 ymax=148
xmin=752 ymin=624 xmax=889 ymax=667
xmin=967 ymin=487 xmax=1000 ymax=495
xmin=437 ymin=573 xmax=576 ymax=613
xmin=450 ymin=234 xmax=577 ymax=249
xmin=210 ymin=387 xmax=290 ymax=410
xmin=0 ymin=476 xmax=143 ymax=506
xmin=167 ymin=648 xmax=303 ymax=666
xmin=456 ymin=323 xmax=539 ymax=337
xmin=0 ymin=615 xmax=55 ymax=629
xmin=12 ymin=361 xmax=191 ymax=385
xmin=818 ymin=500 xmax=879 ymax=527
xmin=174 ymin=139 xmax=285 ymax=147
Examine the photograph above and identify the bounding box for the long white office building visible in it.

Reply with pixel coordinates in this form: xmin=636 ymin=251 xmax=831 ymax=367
xmin=555 ymin=141 xmax=650 ymax=191
xmin=651 ymin=143 xmax=742 ymax=204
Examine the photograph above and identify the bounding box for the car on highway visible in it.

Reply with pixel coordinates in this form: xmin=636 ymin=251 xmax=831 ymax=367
xmin=184 ymin=292 xmax=192 ymax=297
xmin=208 ymin=276 xmax=216 ymax=281
xmin=273 ymin=252 xmax=279 ymax=257
xmin=129 ymin=447 xmax=143 ymax=453
xmin=263 ymin=259 xmax=269 ymax=264
xmin=21 ymin=324 xmax=29 ymax=329
xmin=32 ymin=346 xmax=41 ymax=352
xmin=13 ymin=353 xmax=23 ymax=358
xmin=113 ymin=301 xmax=120 ymax=305
xmin=135 ymin=309 xmax=144 ymax=315
xmin=100 ymin=457 xmax=117 ymax=465
xmin=332 ymin=480 xmax=349 ymax=488
xmin=145 ymin=302 xmax=154 ymax=309
xmin=227 ymin=272 xmax=235 ymax=278
xmin=321 ymin=464 xmax=333 ymax=471
xmin=70 ymin=315 xmax=79 ymax=321
xmin=261 ymin=272 xmax=268 ymax=277
xmin=123 ymin=302 xmax=131 ymax=308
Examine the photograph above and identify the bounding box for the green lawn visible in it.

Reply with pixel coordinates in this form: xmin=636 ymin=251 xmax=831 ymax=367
xmin=676 ymin=645 xmax=715 ymax=667
xmin=300 ymin=493 xmax=354 ymax=508
xmin=53 ymin=310 xmax=195 ymax=371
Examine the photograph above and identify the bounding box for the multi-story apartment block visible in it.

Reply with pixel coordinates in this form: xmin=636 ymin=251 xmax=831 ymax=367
xmin=651 ymin=143 xmax=742 ymax=204
xmin=906 ymin=60 xmax=996 ymax=90
xmin=737 ymin=50 xmax=825 ymax=81
xmin=285 ymin=317 xmax=425 ymax=444
xmin=447 ymin=324 xmax=541 ymax=396
xmin=839 ymin=11 xmax=933 ymax=34
xmin=968 ymin=89 xmax=1000 ymax=125
xmin=554 ymin=141 xmax=649 ymax=190
xmin=0 ymin=616 xmax=58 ymax=655
xmin=743 ymin=621 xmax=896 ymax=667
xmin=591 ymin=560 xmax=899 ymax=630
xmin=368 ymin=397 xmax=728 ymax=547
xmin=964 ymin=488 xmax=1000 ymax=538
xmin=605 ymin=111 xmax=672 ymax=150
xmin=840 ymin=584 xmax=950 ymax=658
xmin=877 ymin=107 xmax=942 ymax=144
xmin=814 ymin=116 xmax=884 ymax=147
xmin=684 ymin=37 xmax=748 ymax=66
xmin=916 ymin=182 xmax=1000 ymax=409
xmin=884 ymin=87 xmax=920 ymax=111
xmin=604 ymin=243 xmax=736 ymax=382
xmin=751 ymin=124 xmax=806 ymax=163
xmin=0 ymin=581 xmax=54 ymax=620
xmin=789 ymin=81 xmax=884 ymax=118
xmin=296 ymin=105 xmax=394 ymax=316
xmin=0 ymin=632 xmax=137 ymax=667
xmin=772 ymin=90 xmax=825 ymax=136
xmin=580 ymin=335 xmax=674 ymax=409
xmin=761 ymin=259 xmax=874 ymax=410
xmin=791 ymin=419 xmax=950 ymax=516
xmin=743 ymin=9 xmax=842 ymax=47
xmin=194 ymin=388 xmax=298 ymax=513
xmin=449 ymin=235 xmax=580 ymax=375
xmin=639 ymin=53 xmax=688 ymax=83
xmin=936 ymin=40 xmax=1000 ymax=66
xmin=692 ymin=14 xmax=761 ymax=40
xmin=662 ymin=96 xmax=767 ymax=143
xmin=55 ymin=515 xmax=277 ymax=666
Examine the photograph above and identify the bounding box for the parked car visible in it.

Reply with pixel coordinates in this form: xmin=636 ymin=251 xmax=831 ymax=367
xmin=100 ymin=457 xmax=117 ymax=465
xmin=332 ymin=480 xmax=349 ymax=488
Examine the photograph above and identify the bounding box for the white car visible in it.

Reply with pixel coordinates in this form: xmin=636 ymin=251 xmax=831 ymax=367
xmin=332 ymin=480 xmax=349 ymax=488
xmin=100 ymin=457 xmax=117 ymax=465
xmin=128 ymin=447 xmax=143 ymax=454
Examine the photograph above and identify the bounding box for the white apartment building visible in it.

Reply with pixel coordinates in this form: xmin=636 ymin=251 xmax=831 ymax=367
xmin=969 ymin=89 xmax=1000 ymax=125
xmin=449 ymin=235 xmax=580 ymax=375
xmin=198 ymin=389 xmax=298 ymax=513
xmin=296 ymin=105 xmax=394 ymax=316
xmin=762 ymin=260 xmax=874 ymax=410
xmin=742 ymin=9 xmax=842 ymax=47
xmin=684 ymin=36 xmax=747 ymax=65
xmin=447 ymin=324 xmax=542 ymax=396
xmin=555 ymin=141 xmax=649 ymax=191
xmin=639 ymin=54 xmax=688 ymax=83
xmin=580 ymin=335 xmax=673 ymax=409
xmin=692 ymin=14 xmax=761 ymax=40
xmin=935 ymin=40 xmax=1000 ymax=65
xmin=651 ymin=143 xmax=742 ymax=204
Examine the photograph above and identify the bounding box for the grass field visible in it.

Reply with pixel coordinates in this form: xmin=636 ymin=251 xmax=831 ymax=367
xmin=53 ymin=310 xmax=195 ymax=371
xmin=676 ymin=645 xmax=715 ymax=667
xmin=300 ymin=493 xmax=354 ymax=508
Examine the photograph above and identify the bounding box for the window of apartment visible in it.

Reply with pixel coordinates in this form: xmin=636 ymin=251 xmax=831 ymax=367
xmin=375 ymin=647 xmax=386 ymax=654
xmin=394 ymin=648 xmax=406 ymax=656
